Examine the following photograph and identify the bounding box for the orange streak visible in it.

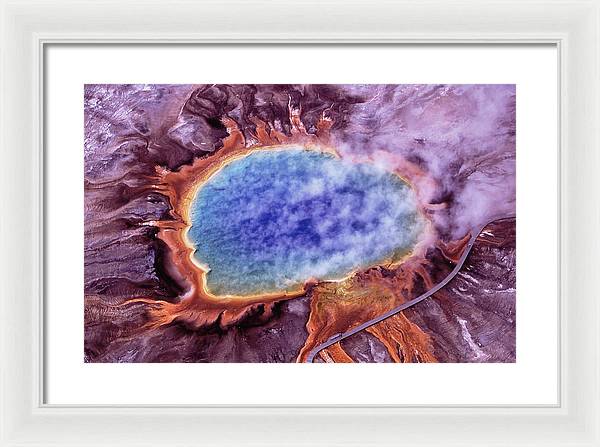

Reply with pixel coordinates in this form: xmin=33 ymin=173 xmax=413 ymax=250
xmin=366 ymin=313 xmax=438 ymax=363
xmin=319 ymin=343 xmax=354 ymax=363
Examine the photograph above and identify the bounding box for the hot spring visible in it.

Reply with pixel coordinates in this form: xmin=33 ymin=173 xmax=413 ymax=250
xmin=188 ymin=146 xmax=424 ymax=297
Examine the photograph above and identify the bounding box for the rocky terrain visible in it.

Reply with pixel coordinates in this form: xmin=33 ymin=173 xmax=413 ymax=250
xmin=84 ymin=84 xmax=516 ymax=363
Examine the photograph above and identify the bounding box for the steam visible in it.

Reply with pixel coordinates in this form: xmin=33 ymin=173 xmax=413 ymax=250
xmin=332 ymin=84 xmax=516 ymax=237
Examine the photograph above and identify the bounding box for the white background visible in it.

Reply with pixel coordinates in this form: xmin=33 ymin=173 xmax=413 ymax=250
xmin=45 ymin=45 xmax=558 ymax=405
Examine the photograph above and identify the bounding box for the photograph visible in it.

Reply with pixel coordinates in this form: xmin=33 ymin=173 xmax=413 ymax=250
xmin=84 ymin=83 xmax=516 ymax=363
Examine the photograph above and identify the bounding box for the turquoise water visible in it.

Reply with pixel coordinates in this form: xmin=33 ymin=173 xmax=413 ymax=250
xmin=189 ymin=147 xmax=424 ymax=296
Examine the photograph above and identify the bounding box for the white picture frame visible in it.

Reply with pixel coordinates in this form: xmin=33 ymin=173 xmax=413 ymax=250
xmin=1 ymin=0 xmax=598 ymax=446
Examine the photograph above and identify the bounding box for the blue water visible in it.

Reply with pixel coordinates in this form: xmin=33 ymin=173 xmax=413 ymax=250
xmin=189 ymin=147 xmax=424 ymax=296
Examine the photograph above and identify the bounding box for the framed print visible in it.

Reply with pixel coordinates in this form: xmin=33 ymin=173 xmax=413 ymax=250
xmin=1 ymin=0 xmax=599 ymax=446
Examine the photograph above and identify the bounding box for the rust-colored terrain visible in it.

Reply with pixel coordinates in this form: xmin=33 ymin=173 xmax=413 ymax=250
xmin=84 ymin=84 xmax=516 ymax=363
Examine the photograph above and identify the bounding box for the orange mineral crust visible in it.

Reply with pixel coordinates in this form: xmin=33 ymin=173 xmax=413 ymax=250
xmin=84 ymin=84 xmax=516 ymax=363
xmin=125 ymin=106 xmax=436 ymax=337
xmin=296 ymin=231 xmax=468 ymax=362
